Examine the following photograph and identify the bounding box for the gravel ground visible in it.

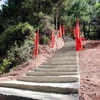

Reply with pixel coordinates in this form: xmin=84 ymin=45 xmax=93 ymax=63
xmin=79 ymin=40 xmax=100 ymax=100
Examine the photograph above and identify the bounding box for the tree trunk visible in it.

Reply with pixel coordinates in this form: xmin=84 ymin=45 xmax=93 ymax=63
xmin=87 ymin=23 xmax=90 ymax=39
xmin=55 ymin=14 xmax=58 ymax=31
xmin=83 ymin=22 xmax=86 ymax=38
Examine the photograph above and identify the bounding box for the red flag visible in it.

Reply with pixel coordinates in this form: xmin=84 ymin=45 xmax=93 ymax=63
xmin=34 ymin=29 xmax=39 ymax=58
xmin=75 ymin=20 xmax=80 ymax=38
xmin=75 ymin=19 xmax=82 ymax=51
xmin=50 ymin=30 xmax=55 ymax=48
xmin=74 ymin=28 xmax=76 ymax=37
xmin=76 ymin=37 xmax=82 ymax=51
xmin=61 ymin=24 xmax=64 ymax=36
xmin=58 ymin=25 xmax=62 ymax=38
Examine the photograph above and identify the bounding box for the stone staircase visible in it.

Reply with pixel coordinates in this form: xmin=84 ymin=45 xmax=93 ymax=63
xmin=0 ymin=37 xmax=80 ymax=100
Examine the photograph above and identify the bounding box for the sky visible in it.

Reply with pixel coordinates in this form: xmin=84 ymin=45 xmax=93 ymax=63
xmin=0 ymin=0 xmax=6 ymax=9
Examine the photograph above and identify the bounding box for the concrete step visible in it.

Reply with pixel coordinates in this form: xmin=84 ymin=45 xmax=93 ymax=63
xmin=37 ymin=67 xmax=78 ymax=70
xmin=55 ymin=51 xmax=76 ymax=54
xmin=48 ymin=58 xmax=77 ymax=61
xmin=39 ymin=65 xmax=78 ymax=68
xmin=57 ymin=47 xmax=75 ymax=52
xmin=44 ymin=61 xmax=77 ymax=65
xmin=34 ymin=67 xmax=78 ymax=72
xmin=56 ymin=51 xmax=76 ymax=54
xmin=53 ymin=53 xmax=76 ymax=56
xmin=54 ymin=53 xmax=76 ymax=56
xmin=50 ymin=56 xmax=77 ymax=61
xmin=0 ymin=81 xmax=79 ymax=94
xmin=17 ymin=76 xmax=79 ymax=83
xmin=26 ymin=71 xmax=78 ymax=76
xmin=0 ymin=87 xmax=79 ymax=100
xmin=45 ymin=60 xmax=77 ymax=64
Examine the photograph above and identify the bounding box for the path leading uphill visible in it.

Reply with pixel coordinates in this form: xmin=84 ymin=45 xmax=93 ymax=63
xmin=0 ymin=37 xmax=80 ymax=100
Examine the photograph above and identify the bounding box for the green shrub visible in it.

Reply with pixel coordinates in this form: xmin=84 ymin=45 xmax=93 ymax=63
xmin=0 ymin=23 xmax=35 ymax=74
xmin=0 ymin=22 xmax=35 ymax=56
xmin=0 ymin=58 xmax=11 ymax=74
xmin=0 ymin=38 xmax=34 ymax=74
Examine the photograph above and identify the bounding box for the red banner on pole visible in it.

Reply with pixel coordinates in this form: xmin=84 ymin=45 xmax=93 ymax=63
xmin=50 ymin=30 xmax=55 ymax=48
xmin=58 ymin=25 xmax=62 ymax=38
xmin=61 ymin=24 xmax=64 ymax=36
xmin=34 ymin=29 xmax=39 ymax=58
xmin=75 ymin=19 xmax=82 ymax=51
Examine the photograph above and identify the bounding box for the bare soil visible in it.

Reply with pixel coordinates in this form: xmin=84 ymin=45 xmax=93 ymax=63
xmin=79 ymin=40 xmax=100 ymax=100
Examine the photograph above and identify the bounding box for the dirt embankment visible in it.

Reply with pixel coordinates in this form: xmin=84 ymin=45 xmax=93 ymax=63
xmin=80 ymin=40 xmax=100 ymax=100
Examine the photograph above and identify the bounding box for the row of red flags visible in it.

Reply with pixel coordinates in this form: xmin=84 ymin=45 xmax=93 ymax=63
xmin=34 ymin=25 xmax=65 ymax=58
xmin=34 ymin=19 xmax=83 ymax=58
xmin=58 ymin=25 xmax=65 ymax=38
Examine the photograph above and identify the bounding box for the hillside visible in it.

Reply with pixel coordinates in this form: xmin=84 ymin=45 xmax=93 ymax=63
xmin=80 ymin=40 xmax=100 ymax=100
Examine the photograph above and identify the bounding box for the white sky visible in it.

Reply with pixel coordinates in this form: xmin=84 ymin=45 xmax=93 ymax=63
xmin=0 ymin=0 xmax=6 ymax=9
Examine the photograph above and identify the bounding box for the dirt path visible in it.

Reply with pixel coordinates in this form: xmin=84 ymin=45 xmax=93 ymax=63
xmin=79 ymin=40 xmax=100 ymax=100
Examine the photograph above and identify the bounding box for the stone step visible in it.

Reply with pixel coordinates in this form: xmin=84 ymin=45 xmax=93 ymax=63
xmin=39 ymin=65 xmax=78 ymax=68
xmin=44 ymin=61 xmax=77 ymax=65
xmin=54 ymin=53 xmax=76 ymax=56
xmin=34 ymin=67 xmax=78 ymax=72
xmin=0 ymin=81 xmax=79 ymax=94
xmin=17 ymin=76 xmax=79 ymax=83
xmin=57 ymin=48 xmax=75 ymax=52
xmin=48 ymin=58 xmax=77 ymax=61
xmin=45 ymin=60 xmax=77 ymax=64
xmin=56 ymin=51 xmax=76 ymax=54
xmin=37 ymin=66 xmax=78 ymax=69
xmin=0 ymin=87 xmax=79 ymax=100
xmin=50 ymin=56 xmax=77 ymax=61
xmin=26 ymin=71 xmax=78 ymax=76
xmin=53 ymin=53 xmax=76 ymax=56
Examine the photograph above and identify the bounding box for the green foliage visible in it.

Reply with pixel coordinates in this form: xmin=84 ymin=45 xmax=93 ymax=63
xmin=94 ymin=3 xmax=100 ymax=19
xmin=0 ymin=22 xmax=35 ymax=56
xmin=39 ymin=35 xmax=49 ymax=45
xmin=0 ymin=22 xmax=35 ymax=74
xmin=0 ymin=58 xmax=11 ymax=74
xmin=38 ymin=14 xmax=54 ymax=44
xmin=0 ymin=38 xmax=34 ymax=74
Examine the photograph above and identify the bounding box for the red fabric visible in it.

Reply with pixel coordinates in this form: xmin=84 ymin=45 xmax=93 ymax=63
xmin=58 ymin=25 xmax=62 ymax=37
xmin=50 ymin=30 xmax=55 ymax=48
xmin=75 ymin=19 xmax=82 ymax=51
xmin=61 ymin=24 xmax=64 ymax=36
xmin=75 ymin=19 xmax=80 ymax=38
xmin=76 ymin=37 xmax=82 ymax=51
xmin=34 ymin=30 xmax=39 ymax=58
